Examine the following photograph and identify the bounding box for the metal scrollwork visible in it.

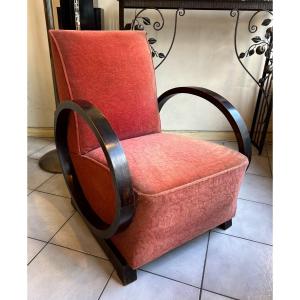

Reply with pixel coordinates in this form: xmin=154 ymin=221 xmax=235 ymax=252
xmin=125 ymin=8 xmax=185 ymax=69
xmin=231 ymin=9 xmax=273 ymax=153
xmin=230 ymin=9 xmax=273 ymax=88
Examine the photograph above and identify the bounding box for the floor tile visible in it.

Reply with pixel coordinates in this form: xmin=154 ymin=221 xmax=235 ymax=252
xmin=28 ymin=191 xmax=75 ymax=241
xmin=28 ymin=189 xmax=33 ymax=195
xmin=215 ymin=199 xmax=272 ymax=245
xmin=27 ymin=238 xmax=46 ymax=263
xmin=50 ymin=212 xmax=107 ymax=259
xmin=247 ymin=155 xmax=272 ymax=177
xmin=37 ymin=174 xmax=70 ymax=198
xmin=223 ymin=141 xmax=268 ymax=156
xmin=201 ymin=290 xmax=231 ymax=300
xmin=29 ymin=143 xmax=56 ymax=160
xmin=27 ymin=158 xmax=53 ymax=190
xmin=28 ymin=137 xmax=52 ymax=156
xmin=28 ymin=243 xmax=113 ymax=300
xmin=203 ymin=232 xmax=272 ymax=300
xmin=142 ymin=234 xmax=208 ymax=287
xmin=239 ymin=174 xmax=272 ymax=205
xmin=100 ymin=270 xmax=200 ymax=300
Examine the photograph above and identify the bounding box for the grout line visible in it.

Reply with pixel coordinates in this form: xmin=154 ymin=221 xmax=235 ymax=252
xmin=238 ymin=197 xmax=272 ymax=206
xmin=28 ymin=173 xmax=56 ymax=193
xmin=27 ymin=236 xmax=48 ymax=243
xmin=139 ymin=269 xmax=200 ymax=290
xmin=98 ymin=270 xmax=115 ymax=300
xmin=199 ymin=231 xmax=211 ymax=300
xmin=27 ymin=211 xmax=76 ymax=266
xmin=27 ymin=242 xmax=48 ymax=266
xmin=245 ymin=171 xmax=272 ymax=179
xmin=202 ymin=288 xmax=240 ymax=300
xmin=34 ymin=189 xmax=71 ymax=200
xmin=27 ymin=190 xmax=34 ymax=196
xmin=211 ymin=231 xmax=273 ymax=247
xmin=48 ymin=242 xmax=109 ymax=262
xmin=246 ymin=171 xmax=272 ymax=178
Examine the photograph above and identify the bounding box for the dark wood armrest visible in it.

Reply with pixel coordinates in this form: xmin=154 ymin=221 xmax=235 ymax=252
xmin=158 ymin=87 xmax=252 ymax=162
xmin=55 ymin=100 xmax=135 ymax=239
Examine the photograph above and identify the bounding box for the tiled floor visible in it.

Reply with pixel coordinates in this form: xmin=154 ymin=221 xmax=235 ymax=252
xmin=27 ymin=137 xmax=273 ymax=300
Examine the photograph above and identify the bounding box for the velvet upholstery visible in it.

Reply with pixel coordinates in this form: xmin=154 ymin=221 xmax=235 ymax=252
xmin=73 ymin=133 xmax=248 ymax=268
xmin=50 ymin=30 xmax=249 ymax=270
xmin=49 ymin=30 xmax=161 ymax=154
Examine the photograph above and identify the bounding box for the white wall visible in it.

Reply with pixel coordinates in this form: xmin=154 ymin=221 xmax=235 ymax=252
xmin=28 ymin=0 xmax=270 ymax=132
xmin=28 ymin=0 xmax=56 ymax=128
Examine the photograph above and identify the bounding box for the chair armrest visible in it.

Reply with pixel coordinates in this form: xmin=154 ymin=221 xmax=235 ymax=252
xmin=158 ymin=87 xmax=252 ymax=162
xmin=55 ymin=100 xmax=135 ymax=239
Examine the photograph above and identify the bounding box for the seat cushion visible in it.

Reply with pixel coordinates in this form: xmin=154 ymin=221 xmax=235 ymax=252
xmin=70 ymin=133 xmax=248 ymax=269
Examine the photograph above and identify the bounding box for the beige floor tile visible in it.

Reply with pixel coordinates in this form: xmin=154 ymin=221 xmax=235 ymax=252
xmin=28 ymin=137 xmax=52 ymax=156
xmin=27 ymin=158 xmax=53 ymax=190
xmin=28 ymin=243 xmax=113 ymax=300
xmin=27 ymin=238 xmax=46 ymax=263
xmin=203 ymin=233 xmax=272 ymax=300
xmin=215 ymin=199 xmax=272 ymax=244
xmin=142 ymin=234 xmax=208 ymax=287
xmin=37 ymin=174 xmax=70 ymax=198
xmin=28 ymin=191 xmax=75 ymax=241
xmin=29 ymin=143 xmax=56 ymax=160
xmin=50 ymin=212 xmax=107 ymax=259
xmin=247 ymin=155 xmax=272 ymax=177
xmin=28 ymin=189 xmax=33 ymax=195
xmin=239 ymin=174 xmax=272 ymax=205
xmin=101 ymin=270 xmax=200 ymax=300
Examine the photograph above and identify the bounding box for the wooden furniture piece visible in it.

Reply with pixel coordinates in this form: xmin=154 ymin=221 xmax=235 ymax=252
xmin=57 ymin=0 xmax=104 ymax=30
xmin=50 ymin=30 xmax=251 ymax=285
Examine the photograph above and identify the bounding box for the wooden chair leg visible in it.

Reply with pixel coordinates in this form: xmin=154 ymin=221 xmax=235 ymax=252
xmin=98 ymin=239 xmax=137 ymax=285
xmin=70 ymin=199 xmax=136 ymax=285
xmin=218 ymin=219 xmax=232 ymax=230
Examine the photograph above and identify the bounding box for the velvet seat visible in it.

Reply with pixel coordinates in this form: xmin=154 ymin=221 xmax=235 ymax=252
xmin=74 ymin=133 xmax=248 ymax=268
xmin=50 ymin=30 xmax=251 ymax=284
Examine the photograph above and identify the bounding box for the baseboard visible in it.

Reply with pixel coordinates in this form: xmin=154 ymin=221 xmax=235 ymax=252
xmin=27 ymin=127 xmax=54 ymax=138
xmin=27 ymin=127 xmax=272 ymax=143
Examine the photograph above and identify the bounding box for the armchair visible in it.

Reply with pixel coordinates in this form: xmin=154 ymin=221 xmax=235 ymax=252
xmin=50 ymin=30 xmax=251 ymax=285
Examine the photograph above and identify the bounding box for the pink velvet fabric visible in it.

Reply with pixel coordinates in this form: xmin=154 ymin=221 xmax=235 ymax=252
xmin=49 ymin=30 xmax=161 ymax=154
xmin=76 ymin=133 xmax=248 ymax=268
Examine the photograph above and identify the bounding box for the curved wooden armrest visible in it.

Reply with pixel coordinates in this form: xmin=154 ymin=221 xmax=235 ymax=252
xmin=55 ymin=100 xmax=135 ymax=239
xmin=158 ymin=87 xmax=252 ymax=162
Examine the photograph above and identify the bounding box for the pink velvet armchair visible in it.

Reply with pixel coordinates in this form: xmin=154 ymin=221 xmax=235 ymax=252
xmin=50 ymin=30 xmax=251 ymax=285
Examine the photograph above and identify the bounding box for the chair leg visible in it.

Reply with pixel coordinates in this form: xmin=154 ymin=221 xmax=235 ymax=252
xmin=71 ymin=198 xmax=136 ymax=285
xmin=98 ymin=239 xmax=137 ymax=285
xmin=218 ymin=219 xmax=232 ymax=230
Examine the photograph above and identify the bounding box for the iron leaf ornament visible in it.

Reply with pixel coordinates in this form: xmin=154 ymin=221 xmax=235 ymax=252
xmin=124 ymin=8 xmax=185 ymax=69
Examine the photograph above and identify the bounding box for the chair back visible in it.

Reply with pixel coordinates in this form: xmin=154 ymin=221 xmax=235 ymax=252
xmin=49 ymin=30 xmax=161 ymax=154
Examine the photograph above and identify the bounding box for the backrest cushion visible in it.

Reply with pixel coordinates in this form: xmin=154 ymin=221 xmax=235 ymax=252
xmin=49 ymin=30 xmax=161 ymax=154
